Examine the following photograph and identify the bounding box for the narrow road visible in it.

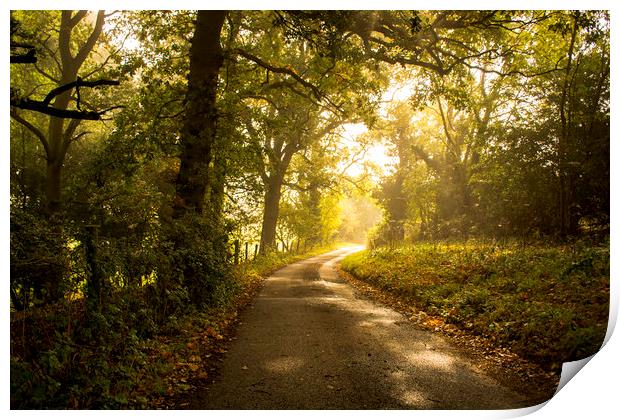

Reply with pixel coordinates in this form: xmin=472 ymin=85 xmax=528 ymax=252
xmin=191 ymin=246 xmax=534 ymax=409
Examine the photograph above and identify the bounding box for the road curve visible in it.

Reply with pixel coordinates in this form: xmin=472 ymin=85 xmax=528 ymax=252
xmin=191 ymin=246 xmax=532 ymax=409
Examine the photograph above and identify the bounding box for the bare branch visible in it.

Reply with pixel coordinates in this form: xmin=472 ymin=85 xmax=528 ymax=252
xmin=42 ymin=78 xmax=119 ymax=106
xmin=10 ymin=111 xmax=50 ymax=156
xmin=11 ymin=98 xmax=108 ymax=120
xmin=33 ymin=63 xmax=59 ymax=83
xmin=10 ymin=49 xmax=36 ymax=64
xmin=70 ymin=131 xmax=91 ymax=143
xmin=98 ymin=105 xmax=125 ymax=114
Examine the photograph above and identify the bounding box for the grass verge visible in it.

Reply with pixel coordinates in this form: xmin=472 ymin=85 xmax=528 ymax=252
xmin=340 ymin=239 xmax=609 ymax=372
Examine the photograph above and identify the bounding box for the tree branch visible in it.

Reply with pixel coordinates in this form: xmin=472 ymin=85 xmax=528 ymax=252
xmin=68 ymin=10 xmax=88 ymax=28
xmin=60 ymin=119 xmax=82 ymax=157
xmin=59 ymin=11 xmax=74 ymax=65
xmin=231 ymin=48 xmax=323 ymax=100
xmin=11 ymin=98 xmax=113 ymax=120
xmin=10 ymin=110 xmax=50 ymax=156
xmin=10 ymin=49 xmax=36 ymax=64
xmin=42 ymin=78 xmax=119 ymax=106
xmin=70 ymin=131 xmax=91 ymax=143
xmin=411 ymin=143 xmax=441 ymax=173
xmin=74 ymin=11 xmax=105 ymax=68
xmin=39 ymin=35 xmax=63 ymax=74
xmin=33 ymin=63 xmax=59 ymax=83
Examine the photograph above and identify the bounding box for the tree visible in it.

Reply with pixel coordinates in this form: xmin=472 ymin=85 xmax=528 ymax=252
xmin=10 ymin=11 xmax=118 ymax=217
xmin=240 ymin=92 xmax=343 ymax=253
xmin=367 ymin=11 xmax=609 ymax=240
xmin=550 ymin=11 xmax=610 ymax=236
xmin=222 ymin=11 xmax=386 ymax=253
xmin=10 ymin=11 xmax=121 ymax=305
xmin=172 ymin=10 xmax=228 ymax=218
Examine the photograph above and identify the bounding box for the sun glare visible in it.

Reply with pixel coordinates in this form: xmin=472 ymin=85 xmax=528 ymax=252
xmin=339 ymin=123 xmax=397 ymax=178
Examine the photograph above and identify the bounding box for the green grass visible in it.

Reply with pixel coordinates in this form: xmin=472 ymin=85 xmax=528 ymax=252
xmin=340 ymin=239 xmax=609 ymax=370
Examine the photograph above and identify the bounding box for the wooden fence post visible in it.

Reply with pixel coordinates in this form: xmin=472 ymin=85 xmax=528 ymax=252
xmin=245 ymin=242 xmax=249 ymax=261
xmin=254 ymin=244 xmax=259 ymax=260
xmin=233 ymin=239 xmax=240 ymax=265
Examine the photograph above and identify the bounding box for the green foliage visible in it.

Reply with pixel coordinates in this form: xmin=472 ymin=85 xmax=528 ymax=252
xmin=368 ymin=11 xmax=609 ymax=240
xmin=341 ymin=240 xmax=609 ymax=370
xmin=160 ymin=214 xmax=231 ymax=308
xmin=10 ymin=296 xmax=151 ymax=408
xmin=10 ymin=208 xmax=78 ymax=308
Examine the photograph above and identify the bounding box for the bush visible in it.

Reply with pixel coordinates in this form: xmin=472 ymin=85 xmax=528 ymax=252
xmin=10 ymin=208 xmax=79 ymax=308
xmin=159 ymin=213 xmax=231 ymax=308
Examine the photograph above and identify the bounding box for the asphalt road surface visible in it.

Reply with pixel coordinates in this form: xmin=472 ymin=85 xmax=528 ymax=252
xmin=192 ymin=246 xmax=535 ymax=409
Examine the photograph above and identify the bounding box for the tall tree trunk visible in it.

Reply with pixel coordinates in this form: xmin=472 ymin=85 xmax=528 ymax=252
xmin=259 ymin=174 xmax=284 ymax=254
xmin=45 ymin=160 xmax=63 ymax=216
xmin=44 ymin=71 xmax=74 ymax=216
xmin=173 ymin=10 xmax=227 ymax=218
xmin=39 ymin=10 xmax=104 ymax=218
xmin=558 ymin=12 xmax=578 ymax=237
xmin=258 ymin=142 xmax=296 ymax=254
xmin=391 ymin=171 xmax=407 ymax=242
